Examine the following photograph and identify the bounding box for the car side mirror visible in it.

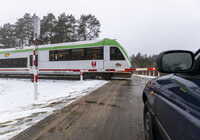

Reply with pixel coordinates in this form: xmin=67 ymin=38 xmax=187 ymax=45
xmin=156 ymin=50 xmax=194 ymax=73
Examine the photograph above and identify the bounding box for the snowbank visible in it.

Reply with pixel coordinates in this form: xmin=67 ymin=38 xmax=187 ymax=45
xmin=0 ymin=79 xmax=108 ymax=139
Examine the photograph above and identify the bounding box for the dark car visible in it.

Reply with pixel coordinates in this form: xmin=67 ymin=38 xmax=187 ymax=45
xmin=142 ymin=49 xmax=200 ymax=140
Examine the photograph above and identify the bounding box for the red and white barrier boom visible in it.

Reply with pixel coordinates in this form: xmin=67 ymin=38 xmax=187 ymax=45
xmin=33 ymin=14 xmax=40 ymax=100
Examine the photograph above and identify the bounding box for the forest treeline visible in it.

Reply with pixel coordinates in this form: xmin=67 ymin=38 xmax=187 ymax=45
xmin=130 ymin=53 xmax=157 ymax=68
xmin=0 ymin=13 xmax=157 ymax=68
xmin=0 ymin=13 xmax=100 ymax=48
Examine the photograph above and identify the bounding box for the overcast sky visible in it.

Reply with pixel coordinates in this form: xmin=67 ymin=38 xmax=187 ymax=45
xmin=0 ymin=0 xmax=200 ymax=56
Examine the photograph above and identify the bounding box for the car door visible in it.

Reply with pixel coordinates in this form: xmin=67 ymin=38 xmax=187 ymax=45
xmin=155 ymin=75 xmax=200 ymax=140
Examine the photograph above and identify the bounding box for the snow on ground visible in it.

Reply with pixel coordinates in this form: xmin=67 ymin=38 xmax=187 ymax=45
xmin=0 ymin=78 xmax=108 ymax=140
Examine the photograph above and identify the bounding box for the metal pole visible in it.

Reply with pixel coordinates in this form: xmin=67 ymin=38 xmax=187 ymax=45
xmin=158 ymin=72 xmax=161 ymax=77
xmin=80 ymin=70 xmax=83 ymax=81
xmin=33 ymin=14 xmax=38 ymax=100
xmin=153 ymin=71 xmax=155 ymax=77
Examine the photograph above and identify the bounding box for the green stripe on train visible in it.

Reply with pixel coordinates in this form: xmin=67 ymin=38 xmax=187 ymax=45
xmin=0 ymin=39 xmax=131 ymax=64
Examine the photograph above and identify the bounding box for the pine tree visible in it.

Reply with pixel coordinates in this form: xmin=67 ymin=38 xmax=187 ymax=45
xmin=0 ymin=13 xmax=102 ymax=47
xmin=15 ymin=18 xmax=27 ymax=47
xmin=131 ymin=53 xmax=157 ymax=68
xmin=40 ymin=13 xmax=57 ymax=44
xmin=54 ymin=13 xmax=77 ymax=43
xmin=0 ymin=23 xmax=16 ymax=48
xmin=77 ymin=14 xmax=100 ymax=40
xmin=23 ymin=13 xmax=34 ymax=46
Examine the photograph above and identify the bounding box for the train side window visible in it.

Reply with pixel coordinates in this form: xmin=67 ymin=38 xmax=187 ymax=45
xmin=86 ymin=47 xmax=103 ymax=60
xmin=49 ymin=47 xmax=103 ymax=61
xmin=6 ymin=59 xmax=11 ymax=66
xmin=18 ymin=58 xmax=27 ymax=67
xmin=0 ymin=58 xmax=27 ymax=68
xmin=71 ymin=49 xmax=85 ymax=60
xmin=30 ymin=55 xmax=38 ymax=66
xmin=110 ymin=47 xmax=125 ymax=60
xmin=0 ymin=60 xmax=2 ymax=67
xmin=13 ymin=59 xmax=18 ymax=67
xmin=18 ymin=59 xmax=24 ymax=67
xmin=49 ymin=50 xmax=57 ymax=61
xmin=49 ymin=49 xmax=70 ymax=61
xmin=57 ymin=50 xmax=70 ymax=61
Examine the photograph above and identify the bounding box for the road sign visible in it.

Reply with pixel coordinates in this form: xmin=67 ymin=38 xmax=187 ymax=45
xmin=34 ymin=14 xmax=40 ymax=38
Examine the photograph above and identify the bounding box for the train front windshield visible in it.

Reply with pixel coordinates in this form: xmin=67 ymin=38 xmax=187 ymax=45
xmin=110 ymin=47 xmax=125 ymax=60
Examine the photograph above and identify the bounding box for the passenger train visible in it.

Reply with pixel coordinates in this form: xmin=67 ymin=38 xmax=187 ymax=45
xmin=0 ymin=38 xmax=132 ymax=79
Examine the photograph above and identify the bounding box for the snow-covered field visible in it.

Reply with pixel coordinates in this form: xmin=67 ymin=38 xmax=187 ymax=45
xmin=0 ymin=78 xmax=108 ymax=140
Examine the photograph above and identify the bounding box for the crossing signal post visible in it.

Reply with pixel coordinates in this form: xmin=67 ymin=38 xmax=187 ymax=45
xmin=33 ymin=14 xmax=40 ymax=100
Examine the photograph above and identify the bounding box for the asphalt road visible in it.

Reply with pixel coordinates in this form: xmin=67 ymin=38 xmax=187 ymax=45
xmin=11 ymin=76 xmax=151 ymax=140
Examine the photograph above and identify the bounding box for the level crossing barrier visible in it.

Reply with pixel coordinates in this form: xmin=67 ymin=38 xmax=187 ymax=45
xmin=55 ymin=67 xmax=159 ymax=80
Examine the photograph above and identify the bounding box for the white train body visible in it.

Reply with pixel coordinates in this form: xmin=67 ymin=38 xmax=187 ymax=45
xmin=0 ymin=39 xmax=131 ymax=78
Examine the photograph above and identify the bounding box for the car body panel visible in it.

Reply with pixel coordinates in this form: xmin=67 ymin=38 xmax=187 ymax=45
xmin=143 ymin=74 xmax=200 ymax=140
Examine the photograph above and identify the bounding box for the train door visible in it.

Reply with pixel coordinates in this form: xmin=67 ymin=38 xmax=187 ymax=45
xmin=29 ymin=55 xmax=38 ymax=74
xmin=86 ymin=47 xmax=104 ymax=70
xmin=103 ymin=46 xmax=110 ymax=69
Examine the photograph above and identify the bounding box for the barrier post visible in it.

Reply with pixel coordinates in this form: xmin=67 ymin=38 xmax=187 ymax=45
xmin=80 ymin=70 xmax=83 ymax=81
xmin=33 ymin=14 xmax=40 ymax=100
xmin=158 ymin=72 xmax=161 ymax=77
xmin=33 ymin=38 xmax=38 ymax=100
xmin=153 ymin=71 xmax=155 ymax=77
